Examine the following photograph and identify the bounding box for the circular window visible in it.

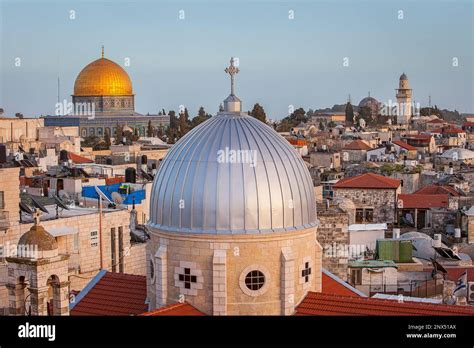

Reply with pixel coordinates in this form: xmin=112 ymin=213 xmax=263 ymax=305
xmin=239 ymin=265 xmax=270 ymax=296
xmin=245 ymin=270 xmax=265 ymax=291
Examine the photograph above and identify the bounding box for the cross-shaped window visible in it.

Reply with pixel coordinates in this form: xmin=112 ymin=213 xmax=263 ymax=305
xmin=301 ymin=262 xmax=311 ymax=283
xmin=178 ymin=268 xmax=197 ymax=289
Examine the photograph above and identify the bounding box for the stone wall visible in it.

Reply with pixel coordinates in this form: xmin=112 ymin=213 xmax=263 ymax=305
xmin=333 ymin=187 xmax=400 ymax=224
xmin=147 ymin=228 xmax=322 ymax=315
xmin=316 ymin=206 xmax=349 ymax=281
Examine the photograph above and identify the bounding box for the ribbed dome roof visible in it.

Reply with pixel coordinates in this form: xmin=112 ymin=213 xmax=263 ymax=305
xmin=74 ymin=57 xmax=133 ymax=96
xmin=149 ymin=112 xmax=317 ymax=234
xmin=18 ymin=225 xmax=58 ymax=251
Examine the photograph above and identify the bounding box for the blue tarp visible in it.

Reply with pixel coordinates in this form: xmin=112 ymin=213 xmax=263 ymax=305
xmin=82 ymin=183 xmax=146 ymax=205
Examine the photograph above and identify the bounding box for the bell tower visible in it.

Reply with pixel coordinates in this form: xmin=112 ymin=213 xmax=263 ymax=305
xmin=396 ymin=73 xmax=413 ymax=125
xmin=6 ymin=210 xmax=70 ymax=316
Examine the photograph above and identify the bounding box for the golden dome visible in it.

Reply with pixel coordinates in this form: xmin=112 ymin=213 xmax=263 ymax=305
xmin=73 ymin=57 xmax=133 ymax=96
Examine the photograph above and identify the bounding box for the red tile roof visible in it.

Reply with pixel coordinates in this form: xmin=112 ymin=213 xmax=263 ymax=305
xmin=322 ymin=269 xmax=365 ymax=297
xmin=343 ymin=140 xmax=372 ymax=151
xmin=415 ymin=184 xmax=461 ymax=197
xmin=70 ymin=271 xmax=147 ymax=316
xmin=398 ymin=194 xmax=449 ymax=209
xmin=403 ymin=134 xmax=432 ymax=142
xmin=295 ymin=292 xmax=474 ymax=316
xmin=68 ymin=152 xmax=94 ymax=164
xmin=392 ymin=140 xmax=417 ymax=151
xmin=445 ymin=267 xmax=474 ymax=283
xmin=431 ymin=126 xmax=465 ymax=134
xmin=463 ymin=122 xmax=474 ymax=128
xmin=427 ymin=119 xmax=445 ymax=124
xmin=333 ymin=173 xmax=400 ymax=189
xmin=140 ymin=302 xmax=205 ymax=316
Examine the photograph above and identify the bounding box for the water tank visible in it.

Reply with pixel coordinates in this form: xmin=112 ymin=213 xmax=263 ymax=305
xmin=0 ymin=144 xmax=6 ymax=163
xmin=125 ymin=167 xmax=136 ymax=183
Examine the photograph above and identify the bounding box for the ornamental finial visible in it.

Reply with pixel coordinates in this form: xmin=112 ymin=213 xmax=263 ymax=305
xmin=101 ymin=45 xmax=104 ymax=58
xmin=224 ymin=57 xmax=239 ymax=96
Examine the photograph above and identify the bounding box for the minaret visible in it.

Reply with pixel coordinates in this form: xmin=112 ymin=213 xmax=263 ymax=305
xmin=396 ymin=73 xmax=413 ymax=124
xmin=222 ymin=57 xmax=242 ymax=113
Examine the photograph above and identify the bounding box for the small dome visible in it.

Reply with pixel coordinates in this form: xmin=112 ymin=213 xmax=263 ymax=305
xmin=74 ymin=57 xmax=133 ymax=96
xmin=358 ymin=96 xmax=380 ymax=117
xmin=18 ymin=224 xmax=58 ymax=252
xmin=400 ymin=73 xmax=408 ymax=80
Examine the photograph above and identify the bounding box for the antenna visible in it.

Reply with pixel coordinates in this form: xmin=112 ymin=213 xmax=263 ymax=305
xmin=57 ymin=77 xmax=60 ymax=105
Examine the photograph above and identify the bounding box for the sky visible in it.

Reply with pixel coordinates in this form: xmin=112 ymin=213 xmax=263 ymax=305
xmin=0 ymin=0 xmax=473 ymax=120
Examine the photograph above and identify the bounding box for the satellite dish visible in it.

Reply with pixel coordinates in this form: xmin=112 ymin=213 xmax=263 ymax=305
xmin=53 ymin=195 xmax=70 ymax=211
xmin=29 ymin=195 xmax=49 ymax=214
xmin=111 ymin=192 xmax=124 ymax=206
xmin=53 ymin=195 xmax=70 ymax=218
xmin=19 ymin=202 xmax=34 ymax=214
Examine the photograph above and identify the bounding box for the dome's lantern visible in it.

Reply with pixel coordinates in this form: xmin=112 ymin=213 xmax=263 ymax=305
xmin=149 ymin=58 xmax=317 ymax=234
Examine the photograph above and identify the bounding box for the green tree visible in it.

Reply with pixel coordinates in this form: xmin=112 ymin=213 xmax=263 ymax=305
xmin=191 ymin=106 xmax=211 ymax=128
xmin=104 ymin=128 xmax=111 ymax=148
xmin=114 ymin=123 xmax=123 ymax=145
xmin=345 ymin=102 xmax=354 ymax=124
xmin=147 ymin=120 xmax=154 ymax=137
xmin=249 ymin=103 xmax=267 ymax=123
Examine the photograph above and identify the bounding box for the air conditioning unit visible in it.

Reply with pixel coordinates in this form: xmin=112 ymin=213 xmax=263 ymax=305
xmin=467 ymin=282 xmax=474 ymax=304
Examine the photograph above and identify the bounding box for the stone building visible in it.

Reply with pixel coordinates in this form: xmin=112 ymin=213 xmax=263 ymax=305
xmin=0 ymin=166 xmax=146 ymax=314
xmin=146 ymin=58 xmax=322 ymax=315
xmin=333 ymin=173 xmax=401 ymax=224
xmin=341 ymin=140 xmax=372 ymax=166
xmin=316 ymin=203 xmax=350 ymax=281
xmin=6 ymin=211 xmax=70 ymax=316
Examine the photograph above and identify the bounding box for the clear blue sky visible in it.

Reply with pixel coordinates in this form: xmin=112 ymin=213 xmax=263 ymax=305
xmin=1 ymin=0 xmax=473 ymax=119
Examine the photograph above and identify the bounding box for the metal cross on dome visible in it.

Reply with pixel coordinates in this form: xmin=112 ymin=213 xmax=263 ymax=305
xmin=33 ymin=208 xmax=42 ymax=226
xmin=224 ymin=57 xmax=239 ymax=96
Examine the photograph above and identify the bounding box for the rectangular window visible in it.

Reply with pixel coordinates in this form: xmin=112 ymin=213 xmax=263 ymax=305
xmin=365 ymin=209 xmax=374 ymax=223
xmin=351 ymin=269 xmax=362 ymax=285
xmin=90 ymin=230 xmax=98 ymax=248
xmin=0 ymin=191 xmax=4 ymax=209
xmin=355 ymin=209 xmax=364 ymax=223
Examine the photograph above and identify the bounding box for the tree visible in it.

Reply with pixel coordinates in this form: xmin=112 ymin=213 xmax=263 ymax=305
xmin=178 ymin=108 xmax=190 ymax=137
xmin=345 ymin=102 xmax=354 ymax=124
xmin=104 ymin=128 xmax=111 ymax=148
xmin=249 ymin=103 xmax=267 ymax=123
xmin=191 ymin=106 xmax=211 ymax=128
xmin=114 ymin=123 xmax=123 ymax=145
xmin=147 ymin=120 xmax=154 ymax=137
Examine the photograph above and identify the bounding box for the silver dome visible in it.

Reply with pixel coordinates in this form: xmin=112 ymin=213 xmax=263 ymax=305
xmin=149 ymin=112 xmax=317 ymax=234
